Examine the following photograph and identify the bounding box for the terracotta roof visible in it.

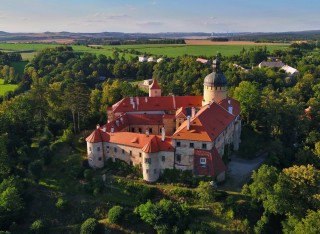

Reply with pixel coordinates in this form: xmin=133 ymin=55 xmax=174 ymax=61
xmin=194 ymin=147 xmax=226 ymax=176
xmin=86 ymin=128 xmax=110 ymax=143
xmin=108 ymin=132 xmax=174 ymax=153
xmin=111 ymin=96 xmax=203 ymax=113
xmin=196 ymin=58 xmax=209 ymax=64
xmin=172 ymin=101 xmax=236 ymax=142
xmin=149 ymin=79 xmax=161 ymax=90
xmin=219 ymin=97 xmax=241 ymax=116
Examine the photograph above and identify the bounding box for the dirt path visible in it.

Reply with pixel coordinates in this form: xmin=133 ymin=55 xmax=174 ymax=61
xmin=219 ymin=153 xmax=267 ymax=192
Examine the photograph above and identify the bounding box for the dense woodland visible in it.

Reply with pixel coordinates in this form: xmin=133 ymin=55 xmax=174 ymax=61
xmin=0 ymin=42 xmax=319 ymax=233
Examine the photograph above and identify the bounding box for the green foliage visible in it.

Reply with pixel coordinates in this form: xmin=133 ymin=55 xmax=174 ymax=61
xmin=55 ymin=197 xmax=68 ymax=210
xmin=60 ymin=129 xmax=74 ymax=144
xmin=197 ymin=181 xmax=215 ymax=207
xmin=28 ymin=160 xmax=43 ymax=181
xmin=80 ymin=218 xmax=99 ymax=234
xmin=107 ymin=205 xmax=124 ymax=224
xmin=30 ymin=219 xmax=46 ymax=234
xmin=135 ymin=199 xmax=190 ymax=232
xmin=284 ymin=210 xmax=320 ymax=234
xmin=0 ymin=134 xmax=10 ymax=179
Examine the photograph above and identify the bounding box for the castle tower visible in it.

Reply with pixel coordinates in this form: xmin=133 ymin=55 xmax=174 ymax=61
xmin=202 ymin=58 xmax=227 ymax=106
xmin=149 ymin=79 xmax=161 ymax=97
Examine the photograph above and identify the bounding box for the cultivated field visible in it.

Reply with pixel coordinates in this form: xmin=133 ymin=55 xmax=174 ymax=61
xmin=185 ymin=40 xmax=288 ymax=45
xmin=0 ymin=42 xmax=290 ymax=60
xmin=0 ymin=79 xmax=18 ymax=96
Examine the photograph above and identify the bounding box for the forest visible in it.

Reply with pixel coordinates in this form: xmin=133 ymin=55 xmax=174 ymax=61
xmin=0 ymin=42 xmax=319 ymax=233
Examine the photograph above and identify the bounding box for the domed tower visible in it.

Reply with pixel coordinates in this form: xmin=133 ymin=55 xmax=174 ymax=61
xmin=202 ymin=58 xmax=227 ymax=106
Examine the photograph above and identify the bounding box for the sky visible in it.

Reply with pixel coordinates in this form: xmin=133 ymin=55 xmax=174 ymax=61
xmin=0 ymin=0 xmax=319 ymax=33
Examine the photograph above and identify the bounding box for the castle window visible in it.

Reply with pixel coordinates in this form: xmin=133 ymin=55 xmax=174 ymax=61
xmin=200 ymin=157 xmax=206 ymax=167
xmin=114 ymin=147 xmax=117 ymax=153
xmin=189 ymin=143 xmax=194 ymax=148
xmin=130 ymin=151 xmax=132 ymax=156
xmin=162 ymin=156 xmax=165 ymax=162
xmin=89 ymin=147 xmax=92 ymax=152
xmin=176 ymin=154 xmax=181 ymax=163
xmin=146 ymin=169 xmax=149 ymax=174
xmin=145 ymin=158 xmax=151 ymax=164
xmin=139 ymin=128 xmax=142 ymax=133
xmin=202 ymin=143 xmax=207 ymax=149
xmin=149 ymin=128 xmax=153 ymax=133
xmin=139 ymin=152 xmax=142 ymax=157
xmin=176 ymin=141 xmax=181 ymax=147
xmin=97 ymin=147 xmax=100 ymax=152
xmin=130 ymin=161 xmax=133 ymax=166
xmin=122 ymin=149 xmax=125 ymax=154
xmin=154 ymin=169 xmax=157 ymax=174
xmin=131 ymin=127 xmax=135 ymax=132
xmin=98 ymin=157 xmax=102 ymax=161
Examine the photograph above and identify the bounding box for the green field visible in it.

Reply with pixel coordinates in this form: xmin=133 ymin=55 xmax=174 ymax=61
xmin=0 ymin=79 xmax=18 ymax=96
xmin=0 ymin=43 xmax=290 ymax=61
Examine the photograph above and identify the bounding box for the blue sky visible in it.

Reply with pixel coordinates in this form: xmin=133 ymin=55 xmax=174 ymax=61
xmin=0 ymin=0 xmax=319 ymax=33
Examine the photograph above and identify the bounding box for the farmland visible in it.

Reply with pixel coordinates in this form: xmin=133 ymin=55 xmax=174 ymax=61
xmin=0 ymin=42 xmax=290 ymax=61
xmin=0 ymin=79 xmax=18 ymax=96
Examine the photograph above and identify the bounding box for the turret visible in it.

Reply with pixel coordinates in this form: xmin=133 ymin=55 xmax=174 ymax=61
xmin=202 ymin=58 xmax=227 ymax=106
xmin=149 ymin=79 xmax=161 ymax=97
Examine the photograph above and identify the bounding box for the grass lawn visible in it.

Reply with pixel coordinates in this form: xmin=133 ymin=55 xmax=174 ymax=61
xmin=0 ymin=43 xmax=290 ymax=61
xmin=0 ymin=79 xmax=18 ymax=96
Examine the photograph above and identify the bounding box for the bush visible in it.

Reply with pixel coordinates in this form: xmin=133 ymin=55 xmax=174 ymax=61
xmin=30 ymin=219 xmax=46 ymax=234
xmin=28 ymin=160 xmax=43 ymax=181
xmin=56 ymin=197 xmax=68 ymax=210
xmin=80 ymin=218 xmax=99 ymax=234
xmin=108 ymin=206 xmax=124 ymax=224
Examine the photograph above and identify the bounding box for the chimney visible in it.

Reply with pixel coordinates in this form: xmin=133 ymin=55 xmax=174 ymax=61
xmin=145 ymin=97 xmax=148 ymax=103
xmin=161 ymin=126 xmax=165 ymax=141
xmin=187 ymin=116 xmax=190 ymax=130
xmin=146 ymin=130 xmax=149 ymax=137
xmin=132 ymin=101 xmax=135 ymax=109
xmin=96 ymin=124 xmax=100 ymax=129
xmin=103 ymin=126 xmax=106 ymax=132
xmin=111 ymin=126 xmax=114 ymax=133
xmin=191 ymin=107 xmax=196 ymax=118
xmin=172 ymin=95 xmax=176 ymax=109
xmin=228 ymin=105 xmax=233 ymax=115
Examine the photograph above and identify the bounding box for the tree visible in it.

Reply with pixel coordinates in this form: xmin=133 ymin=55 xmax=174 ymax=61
xmin=80 ymin=218 xmax=99 ymax=234
xmin=107 ymin=205 xmax=124 ymax=224
xmin=135 ymin=199 xmax=190 ymax=231
xmin=197 ymin=181 xmax=215 ymax=207
xmin=30 ymin=219 xmax=46 ymax=234
xmin=0 ymin=134 xmax=10 ymax=179
xmin=283 ymin=210 xmax=320 ymax=234
xmin=233 ymin=81 xmax=260 ymax=123
xmin=28 ymin=160 xmax=43 ymax=182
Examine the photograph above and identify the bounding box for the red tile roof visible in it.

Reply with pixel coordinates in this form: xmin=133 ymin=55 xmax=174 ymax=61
xmin=112 ymin=96 xmax=203 ymax=113
xmin=172 ymin=101 xmax=236 ymax=142
xmin=86 ymin=128 xmax=110 ymax=143
xmin=219 ymin=97 xmax=241 ymax=116
xmin=194 ymin=147 xmax=226 ymax=176
xmin=149 ymin=79 xmax=161 ymax=89
xmin=108 ymin=132 xmax=174 ymax=153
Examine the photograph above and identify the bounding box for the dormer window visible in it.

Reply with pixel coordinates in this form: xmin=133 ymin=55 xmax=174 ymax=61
xmin=200 ymin=157 xmax=206 ymax=167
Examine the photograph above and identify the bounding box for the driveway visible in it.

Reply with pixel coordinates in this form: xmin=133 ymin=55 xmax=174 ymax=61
xmin=219 ymin=153 xmax=267 ymax=192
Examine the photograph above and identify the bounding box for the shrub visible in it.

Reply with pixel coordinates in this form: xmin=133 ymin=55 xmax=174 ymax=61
xmin=28 ymin=160 xmax=43 ymax=181
xmin=56 ymin=197 xmax=68 ymax=210
xmin=108 ymin=206 xmax=124 ymax=224
xmin=80 ymin=218 xmax=99 ymax=234
xmin=30 ymin=219 xmax=45 ymax=234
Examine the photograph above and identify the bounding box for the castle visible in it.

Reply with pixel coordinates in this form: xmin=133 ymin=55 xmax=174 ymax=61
xmin=86 ymin=59 xmax=241 ymax=182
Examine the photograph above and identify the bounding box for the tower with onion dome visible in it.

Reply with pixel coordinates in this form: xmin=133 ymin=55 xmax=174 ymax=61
xmin=202 ymin=58 xmax=227 ymax=106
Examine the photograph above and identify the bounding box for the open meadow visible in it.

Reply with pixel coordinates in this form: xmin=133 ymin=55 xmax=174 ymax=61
xmin=0 ymin=79 xmax=18 ymax=96
xmin=0 ymin=42 xmax=290 ymax=61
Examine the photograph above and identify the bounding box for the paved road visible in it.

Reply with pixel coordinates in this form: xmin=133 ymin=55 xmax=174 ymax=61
xmin=219 ymin=153 xmax=267 ymax=192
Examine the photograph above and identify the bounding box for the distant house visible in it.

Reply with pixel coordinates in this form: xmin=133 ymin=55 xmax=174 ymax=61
xmin=147 ymin=57 xmax=156 ymax=62
xmin=196 ymin=58 xmax=210 ymax=64
xmin=157 ymin=58 xmax=164 ymax=63
xmin=258 ymin=60 xmax=285 ymax=68
xmin=233 ymin=64 xmax=248 ymax=72
xmin=281 ymin=65 xmax=299 ymax=76
xmin=138 ymin=56 xmax=147 ymax=62
xmin=143 ymin=79 xmax=153 ymax=86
